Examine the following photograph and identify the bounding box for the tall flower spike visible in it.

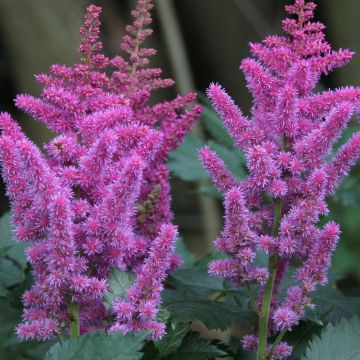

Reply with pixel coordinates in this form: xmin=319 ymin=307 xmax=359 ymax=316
xmin=112 ymin=224 xmax=177 ymax=339
xmin=203 ymin=1 xmax=360 ymax=358
xmin=0 ymin=0 xmax=200 ymax=340
xmin=199 ymin=146 xmax=237 ymax=192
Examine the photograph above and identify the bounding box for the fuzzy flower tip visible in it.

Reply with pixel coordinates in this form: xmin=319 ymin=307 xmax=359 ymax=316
xmin=0 ymin=0 xmax=200 ymax=340
xmin=202 ymin=0 xmax=360 ymax=356
xmin=272 ymin=307 xmax=299 ymax=331
xmin=273 ymin=342 xmax=293 ymax=359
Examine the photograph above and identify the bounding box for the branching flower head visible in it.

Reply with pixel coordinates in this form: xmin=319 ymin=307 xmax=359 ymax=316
xmin=0 ymin=1 xmax=200 ymax=340
xmin=200 ymin=0 xmax=360 ymax=357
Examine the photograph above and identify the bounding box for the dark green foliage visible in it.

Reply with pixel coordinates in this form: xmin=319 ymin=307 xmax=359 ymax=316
xmin=161 ymin=333 xmax=227 ymax=360
xmin=310 ymin=288 xmax=360 ymax=324
xmin=175 ymin=237 xmax=196 ymax=269
xmin=302 ymin=317 xmax=360 ymax=360
xmin=168 ymin=134 xmax=209 ymax=182
xmin=283 ymin=321 xmax=323 ymax=360
xmin=167 ymin=100 xmax=247 ymax=191
xmin=45 ymin=331 xmax=149 ymax=360
xmin=163 ymin=290 xmax=256 ymax=331
xmin=154 ymin=322 xmax=191 ymax=358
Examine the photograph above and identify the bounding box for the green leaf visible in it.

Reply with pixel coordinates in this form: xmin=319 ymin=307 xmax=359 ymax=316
xmin=283 ymin=321 xmax=322 ymax=360
xmin=333 ymin=176 xmax=360 ymax=206
xmin=167 ymin=134 xmax=208 ymax=182
xmin=0 ymin=297 xmax=53 ymax=359
xmin=175 ymin=238 xmax=196 ymax=269
xmin=170 ymin=268 xmax=224 ymax=296
xmin=45 ymin=331 xmax=148 ymax=360
xmin=156 ymin=307 xmax=171 ymax=324
xmin=103 ymin=268 xmax=135 ymax=309
xmin=163 ymin=290 xmax=255 ymax=330
xmin=302 ymin=317 xmax=360 ymax=360
xmin=0 ymin=245 xmax=13 ymax=259
xmin=169 ymin=253 xmax=229 ymax=296
xmin=155 ymin=322 xmax=191 ymax=358
xmin=0 ymin=259 xmax=24 ymax=295
xmin=200 ymin=107 xmax=234 ymax=148
xmin=303 ymin=308 xmax=324 ymax=326
xmin=311 ymin=288 xmax=360 ymax=323
xmin=333 ymin=242 xmax=360 ymax=274
xmin=163 ymin=332 xmax=227 ymax=360
xmin=0 ymin=212 xmax=28 ymax=270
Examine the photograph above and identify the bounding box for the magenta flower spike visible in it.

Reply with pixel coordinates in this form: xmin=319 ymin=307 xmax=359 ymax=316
xmin=111 ymin=224 xmax=178 ymax=339
xmin=200 ymin=1 xmax=360 ymax=358
xmin=0 ymin=0 xmax=200 ymax=341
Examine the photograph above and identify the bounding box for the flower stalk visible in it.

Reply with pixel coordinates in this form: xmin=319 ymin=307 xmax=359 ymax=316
xmin=67 ymin=300 xmax=80 ymax=340
xmin=257 ymin=256 xmax=280 ymax=360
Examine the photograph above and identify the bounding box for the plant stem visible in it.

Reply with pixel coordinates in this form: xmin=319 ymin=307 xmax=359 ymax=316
xmin=67 ymin=299 xmax=80 ymax=340
xmin=246 ymin=283 xmax=259 ymax=314
xmin=257 ymin=255 xmax=279 ymax=360
xmin=266 ymin=330 xmax=286 ymax=359
xmin=257 ymin=198 xmax=282 ymax=360
xmin=213 ymin=290 xmax=227 ymax=302
xmin=271 ymin=198 xmax=282 ymax=237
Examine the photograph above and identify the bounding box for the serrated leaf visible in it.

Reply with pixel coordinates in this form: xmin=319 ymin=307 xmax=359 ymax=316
xmin=167 ymin=134 xmax=208 ymax=182
xmin=163 ymin=332 xmax=227 ymax=360
xmin=0 ymin=212 xmax=28 ymax=270
xmin=169 ymin=253 xmax=229 ymax=296
xmin=163 ymin=290 xmax=255 ymax=330
xmin=282 ymin=321 xmax=322 ymax=360
xmin=103 ymin=268 xmax=135 ymax=309
xmin=311 ymin=288 xmax=360 ymax=323
xmin=302 ymin=317 xmax=360 ymax=360
xmin=170 ymin=268 xmax=224 ymax=296
xmin=156 ymin=308 xmax=171 ymax=324
xmin=45 ymin=331 xmax=148 ymax=360
xmin=155 ymin=322 xmax=191 ymax=358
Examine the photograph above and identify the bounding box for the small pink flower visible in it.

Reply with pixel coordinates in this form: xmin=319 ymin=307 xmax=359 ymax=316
xmin=273 ymin=307 xmax=299 ymax=331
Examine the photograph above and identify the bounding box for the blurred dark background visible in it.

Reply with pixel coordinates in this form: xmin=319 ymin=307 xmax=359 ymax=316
xmin=0 ymin=0 xmax=360 ymax=276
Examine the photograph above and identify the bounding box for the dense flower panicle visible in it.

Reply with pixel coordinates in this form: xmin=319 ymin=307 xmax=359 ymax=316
xmin=0 ymin=1 xmax=199 ymax=340
xmin=201 ymin=0 xmax=360 ymax=357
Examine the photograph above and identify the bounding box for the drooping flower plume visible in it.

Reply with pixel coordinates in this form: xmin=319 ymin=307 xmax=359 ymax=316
xmin=200 ymin=1 xmax=360 ymax=358
xmin=0 ymin=1 xmax=199 ymax=341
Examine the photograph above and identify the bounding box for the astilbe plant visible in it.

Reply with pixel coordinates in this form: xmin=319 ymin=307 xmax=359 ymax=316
xmin=199 ymin=1 xmax=360 ymax=359
xmin=0 ymin=1 xmax=200 ymax=341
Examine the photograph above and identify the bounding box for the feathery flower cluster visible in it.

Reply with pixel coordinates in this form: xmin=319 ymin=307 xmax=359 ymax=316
xmin=0 ymin=1 xmax=199 ymax=341
xmin=200 ymin=1 xmax=360 ymax=358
